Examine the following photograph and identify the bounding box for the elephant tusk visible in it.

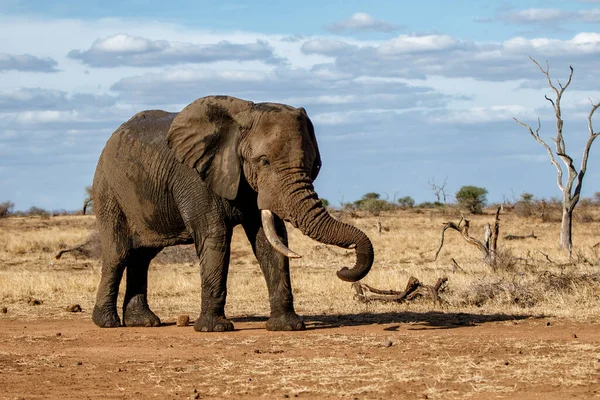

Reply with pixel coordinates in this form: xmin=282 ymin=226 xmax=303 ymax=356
xmin=261 ymin=210 xmax=302 ymax=259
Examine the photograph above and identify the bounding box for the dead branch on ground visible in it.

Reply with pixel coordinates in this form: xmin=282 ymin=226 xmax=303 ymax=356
xmin=353 ymin=276 xmax=448 ymax=305
xmin=54 ymin=232 xmax=99 ymax=259
xmin=504 ymin=231 xmax=537 ymax=241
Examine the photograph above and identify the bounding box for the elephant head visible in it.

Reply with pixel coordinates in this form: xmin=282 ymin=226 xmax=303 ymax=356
xmin=167 ymin=95 xmax=373 ymax=282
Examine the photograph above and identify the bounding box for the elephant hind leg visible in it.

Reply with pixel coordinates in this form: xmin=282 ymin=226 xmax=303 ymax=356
xmin=92 ymin=178 xmax=132 ymax=328
xmin=92 ymin=213 xmax=130 ymax=328
xmin=123 ymin=247 xmax=162 ymax=327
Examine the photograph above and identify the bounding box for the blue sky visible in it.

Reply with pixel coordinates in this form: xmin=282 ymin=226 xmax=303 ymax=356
xmin=1 ymin=0 xmax=600 ymax=211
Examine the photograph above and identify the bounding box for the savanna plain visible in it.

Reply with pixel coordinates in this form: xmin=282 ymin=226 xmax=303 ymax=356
xmin=1 ymin=207 xmax=600 ymax=399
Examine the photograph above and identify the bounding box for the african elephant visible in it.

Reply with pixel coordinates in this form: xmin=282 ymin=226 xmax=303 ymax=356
xmin=91 ymin=95 xmax=374 ymax=332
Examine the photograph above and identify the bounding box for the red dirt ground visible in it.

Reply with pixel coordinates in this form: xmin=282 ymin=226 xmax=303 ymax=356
xmin=1 ymin=314 xmax=599 ymax=399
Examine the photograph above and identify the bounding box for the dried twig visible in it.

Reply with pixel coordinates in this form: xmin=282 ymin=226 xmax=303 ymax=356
xmin=451 ymin=258 xmax=465 ymax=274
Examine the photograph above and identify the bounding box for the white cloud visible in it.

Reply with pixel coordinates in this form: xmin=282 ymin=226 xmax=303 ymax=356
xmin=301 ymin=39 xmax=357 ymax=56
xmin=433 ymin=105 xmax=531 ymax=124
xmin=485 ymin=7 xmax=600 ymax=25
xmin=0 ymin=88 xmax=116 ymax=111
xmin=325 ymin=12 xmax=401 ymax=33
xmin=68 ymin=33 xmax=285 ymax=67
xmin=377 ymin=34 xmax=459 ymax=55
xmin=0 ymin=53 xmax=58 ymax=72
xmin=504 ymin=8 xmax=566 ymax=23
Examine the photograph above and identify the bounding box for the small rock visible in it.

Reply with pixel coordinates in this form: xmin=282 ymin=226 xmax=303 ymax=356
xmin=56 ymin=332 xmax=62 ymax=337
xmin=66 ymin=304 xmax=82 ymax=313
xmin=28 ymin=298 xmax=42 ymax=306
xmin=190 ymin=393 xmax=200 ymax=399
xmin=504 ymin=361 xmax=510 ymax=366
xmin=177 ymin=315 xmax=190 ymax=327
xmin=284 ymin=395 xmax=290 ymax=398
xmin=77 ymin=361 xmax=83 ymax=366
xmin=1 ymin=307 xmax=7 ymax=313
xmin=57 ymin=363 xmax=63 ymax=368
xmin=383 ymin=340 xmax=393 ymax=348
xmin=572 ymin=333 xmax=578 ymax=339
xmin=546 ymin=321 xmax=551 ymax=327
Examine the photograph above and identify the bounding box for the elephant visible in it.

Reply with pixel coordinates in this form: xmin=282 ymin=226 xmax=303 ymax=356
xmin=91 ymin=95 xmax=374 ymax=332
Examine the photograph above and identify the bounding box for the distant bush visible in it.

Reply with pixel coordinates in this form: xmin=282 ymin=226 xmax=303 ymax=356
xmin=397 ymin=196 xmax=415 ymax=208
xmin=361 ymin=192 xmax=380 ymax=200
xmin=514 ymin=192 xmax=535 ymax=217
xmin=575 ymin=198 xmax=594 ymax=223
xmin=320 ymin=198 xmax=330 ymax=207
xmin=456 ymin=185 xmax=488 ymax=214
xmin=27 ymin=206 xmax=49 ymax=217
xmin=352 ymin=193 xmax=396 ymax=216
xmin=0 ymin=201 xmax=14 ymax=218
xmin=416 ymin=201 xmax=444 ymax=209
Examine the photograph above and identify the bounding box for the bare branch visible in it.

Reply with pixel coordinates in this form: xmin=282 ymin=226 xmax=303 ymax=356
xmin=514 ymin=117 xmax=565 ymax=191
xmin=434 ymin=208 xmax=500 ymax=265
xmin=573 ymin=99 xmax=600 ymax=198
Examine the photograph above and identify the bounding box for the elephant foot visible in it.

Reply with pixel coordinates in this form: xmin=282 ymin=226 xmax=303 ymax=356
xmin=92 ymin=304 xmax=121 ymax=328
xmin=194 ymin=314 xmax=234 ymax=332
xmin=266 ymin=312 xmax=305 ymax=331
xmin=123 ymin=295 xmax=161 ymax=327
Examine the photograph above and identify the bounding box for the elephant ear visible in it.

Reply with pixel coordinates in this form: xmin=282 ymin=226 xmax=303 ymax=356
xmin=299 ymin=107 xmax=322 ymax=180
xmin=167 ymin=96 xmax=253 ymax=200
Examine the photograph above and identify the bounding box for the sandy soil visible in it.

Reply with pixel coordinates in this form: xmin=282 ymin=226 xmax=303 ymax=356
xmin=1 ymin=313 xmax=599 ymax=399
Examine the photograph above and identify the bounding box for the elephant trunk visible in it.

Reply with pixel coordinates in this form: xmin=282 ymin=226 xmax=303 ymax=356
xmin=263 ymin=179 xmax=374 ymax=282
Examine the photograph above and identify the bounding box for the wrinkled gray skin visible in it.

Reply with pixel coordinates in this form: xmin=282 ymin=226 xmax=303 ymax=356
xmin=92 ymin=95 xmax=374 ymax=332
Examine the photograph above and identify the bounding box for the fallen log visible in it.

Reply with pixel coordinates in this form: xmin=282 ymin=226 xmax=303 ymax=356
xmin=352 ymin=276 xmax=447 ymax=305
xmin=504 ymin=231 xmax=537 ymax=241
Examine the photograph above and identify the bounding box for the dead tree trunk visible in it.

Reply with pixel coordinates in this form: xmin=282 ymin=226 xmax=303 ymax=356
xmin=434 ymin=207 xmax=501 ymax=265
xmin=514 ymin=58 xmax=600 ymax=256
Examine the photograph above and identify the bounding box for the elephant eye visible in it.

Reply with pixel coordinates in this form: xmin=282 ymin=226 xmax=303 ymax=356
xmin=259 ymin=157 xmax=270 ymax=167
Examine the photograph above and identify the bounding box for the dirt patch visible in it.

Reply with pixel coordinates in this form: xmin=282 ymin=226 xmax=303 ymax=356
xmin=1 ymin=316 xmax=599 ymax=399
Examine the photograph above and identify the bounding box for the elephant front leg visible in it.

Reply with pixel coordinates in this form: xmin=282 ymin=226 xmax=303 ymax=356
xmin=244 ymin=217 xmax=305 ymax=331
xmin=123 ymin=248 xmax=161 ymax=327
xmin=194 ymin=235 xmax=235 ymax=332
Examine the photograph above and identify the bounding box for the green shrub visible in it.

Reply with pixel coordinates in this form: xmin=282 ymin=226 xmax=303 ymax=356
xmin=397 ymin=196 xmax=415 ymax=208
xmin=353 ymin=193 xmax=395 ymax=216
xmin=455 ymin=185 xmax=488 ymax=214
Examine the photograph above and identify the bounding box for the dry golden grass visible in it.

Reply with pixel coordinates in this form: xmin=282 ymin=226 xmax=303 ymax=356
xmin=0 ymin=209 xmax=599 ymax=321
xmin=1 ymin=211 xmax=600 ymax=399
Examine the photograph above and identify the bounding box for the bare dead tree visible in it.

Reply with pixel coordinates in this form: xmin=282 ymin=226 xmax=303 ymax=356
xmin=514 ymin=58 xmax=600 ymax=255
xmin=82 ymin=185 xmax=93 ymax=215
xmin=428 ymin=177 xmax=449 ymax=204
xmin=434 ymin=207 xmax=501 ymax=265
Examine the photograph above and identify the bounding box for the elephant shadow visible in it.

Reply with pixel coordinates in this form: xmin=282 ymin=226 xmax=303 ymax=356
xmin=231 ymin=311 xmax=545 ymax=331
